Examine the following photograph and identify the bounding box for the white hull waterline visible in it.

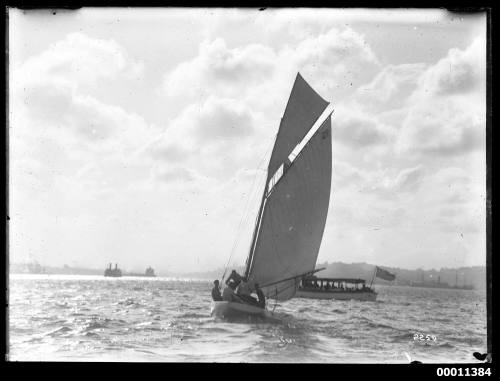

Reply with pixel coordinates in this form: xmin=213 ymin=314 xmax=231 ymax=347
xmin=210 ymin=301 xmax=271 ymax=319
xmin=296 ymin=289 xmax=377 ymax=301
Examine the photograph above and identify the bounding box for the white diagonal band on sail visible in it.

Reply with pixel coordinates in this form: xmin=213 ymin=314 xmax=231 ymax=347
xmin=266 ymin=73 xmax=329 ymax=182
xmin=288 ymin=103 xmax=334 ymax=163
xmin=267 ymin=103 xmax=334 ymax=195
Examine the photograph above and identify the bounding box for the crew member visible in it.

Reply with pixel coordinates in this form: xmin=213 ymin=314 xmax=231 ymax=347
xmin=222 ymin=280 xmax=242 ymax=302
xmin=211 ymin=280 xmax=223 ymax=301
xmin=225 ymin=269 xmax=244 ymax=288
xmin=237 ymin=277 xmax=258 ymax=305
xmin=255 ymin=283 xmax=266 ymax=308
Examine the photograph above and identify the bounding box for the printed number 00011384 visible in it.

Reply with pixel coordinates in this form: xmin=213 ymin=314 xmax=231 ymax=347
xmin=437 ymin=368 xmax=492 ymax=376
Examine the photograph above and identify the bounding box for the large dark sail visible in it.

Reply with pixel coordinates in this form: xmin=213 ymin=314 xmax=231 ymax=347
xmin=244 ymin=73 xmax=333 ymax=301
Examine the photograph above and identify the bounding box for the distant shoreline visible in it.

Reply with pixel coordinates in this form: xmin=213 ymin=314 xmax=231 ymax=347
xmin=9 ymin=261 xmax=486 ymax=290
xmin=8 ymin=273 xmax=487 ymax=293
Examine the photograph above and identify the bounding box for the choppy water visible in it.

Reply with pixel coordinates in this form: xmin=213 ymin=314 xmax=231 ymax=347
xmin=8 ymin=274 xmax=487 ymax=362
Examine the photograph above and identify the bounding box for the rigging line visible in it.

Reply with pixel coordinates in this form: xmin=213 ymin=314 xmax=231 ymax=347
xmin=261 ymin=267 xmax=325 ymax=289
xmin=221 ymin=132 xmax=276 ymax=281
xmin=246 ymin=130 xmax=280 ymax=278
xmin=221 ymin=170 xmax=263 ymax=282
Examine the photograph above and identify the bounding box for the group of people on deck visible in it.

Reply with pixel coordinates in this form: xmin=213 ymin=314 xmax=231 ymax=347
xmin=301 ymin=279 xmax=371 ymax=292
xmin=211 ymin=270 xmax=266 ymax=308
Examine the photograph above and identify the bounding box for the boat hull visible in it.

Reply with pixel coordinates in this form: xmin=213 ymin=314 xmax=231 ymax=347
xmin=296 ymin=290 xmax=377 ymax=301
xmin=210 ymin=301 xmax=270 ymax=319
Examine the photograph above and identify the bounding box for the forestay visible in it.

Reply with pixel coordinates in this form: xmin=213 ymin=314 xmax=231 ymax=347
xmin=244 ymin=73 xmax=333 ymax=301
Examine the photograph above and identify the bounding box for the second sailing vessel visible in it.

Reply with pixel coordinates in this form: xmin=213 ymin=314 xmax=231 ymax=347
xmin=211 ymin=73 xmax=334 ymax=318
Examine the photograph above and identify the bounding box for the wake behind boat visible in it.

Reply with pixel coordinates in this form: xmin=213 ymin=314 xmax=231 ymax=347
xmin=211 ymin=73 xmax=334 ymax=319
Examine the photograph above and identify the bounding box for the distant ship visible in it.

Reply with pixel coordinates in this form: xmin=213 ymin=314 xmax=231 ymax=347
xmin=104 ymin=263 xmax=122 ymax=277
xmin=27 ymin=261 xmax=45 ymax=274
xmin=126 ymin=267 xmax=156 ymax=277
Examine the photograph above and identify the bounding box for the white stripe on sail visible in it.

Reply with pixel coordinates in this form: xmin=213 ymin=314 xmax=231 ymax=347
xmin=267 ymin=103 xmax=334 ymax=195
xmin=288 ymin=103 xmax=334 ymax=162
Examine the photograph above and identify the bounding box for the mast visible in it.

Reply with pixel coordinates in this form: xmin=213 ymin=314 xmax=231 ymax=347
xmin=244 ymin=191 xmax=267 ymax=279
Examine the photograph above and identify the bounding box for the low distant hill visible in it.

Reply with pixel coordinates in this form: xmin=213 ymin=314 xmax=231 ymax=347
xmin=10 ymin=263 xmax=102 ymax=275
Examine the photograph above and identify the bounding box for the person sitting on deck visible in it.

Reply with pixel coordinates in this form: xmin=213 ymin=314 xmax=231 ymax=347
xmin=237 ymin=277 xmax=258 ymax=305
xmin=222 ymin=280 xmax=243 ymax=303
xmin=225 ymin=270 xmax=243 ymax=288
xmin=211 ymin=280 xmax=223 ymax=301
xmin=254 ymin=283 xmax=266 ymax=308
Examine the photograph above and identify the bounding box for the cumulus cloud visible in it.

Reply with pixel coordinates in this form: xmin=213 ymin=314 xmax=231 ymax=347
xmin=333 ymin=111 xmax=387 ymax=148
xmin=163 ymin=26 xmax=380 ymax=112
xmin=395 ymin=37 xmax=486 ymax=158
xmin=356 ymin=63 xmax=427 ymax=109
xmin=156 ymin=23 xmax=383 ymax=183
xmin=11 ymin=32 xmax=151 ymax=149
xmin=144 ymin=96 xmax=261 ymax=183
xmin=10 ymin=32 xmax=155 ymax=199
xmin=188 ymin=97 xmax=255 ymax=142
xmin=14 ymin=82 xmax=152 ymax=160
xmin=365 ymin=165 xmax=426 ymax=196
xmin=163 ymin=38 xmax=276 ymax=101
xmin=412 ymin=36 xmax=485 ymax=99
xmin=397 ymin=97 xmax=485 ymax=156
xmin=332 ymin=160 xmax=367 ymax=188
xmin=13 ymin=32 xmax=143 ymax=91
xmin=332 ymin=103 xmax=392 ymax=150
xmin=291 ymin=27 xmax=380 ymax=87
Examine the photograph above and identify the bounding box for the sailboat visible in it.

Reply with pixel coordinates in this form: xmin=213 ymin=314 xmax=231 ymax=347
xmin=211 ymin=73 xmax=334 ymax=318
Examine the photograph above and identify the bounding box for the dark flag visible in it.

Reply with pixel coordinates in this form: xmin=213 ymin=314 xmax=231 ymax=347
xmin=375 ymin=266 xmax=396 ymax=281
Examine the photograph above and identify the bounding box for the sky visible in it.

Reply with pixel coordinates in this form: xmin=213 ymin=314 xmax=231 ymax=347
xmin=8 ymin=8 xmax=487 ymax=273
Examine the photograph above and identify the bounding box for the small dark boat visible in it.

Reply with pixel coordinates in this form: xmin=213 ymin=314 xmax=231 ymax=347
xmin=126 ymin=266 xmax=156 ymax=277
